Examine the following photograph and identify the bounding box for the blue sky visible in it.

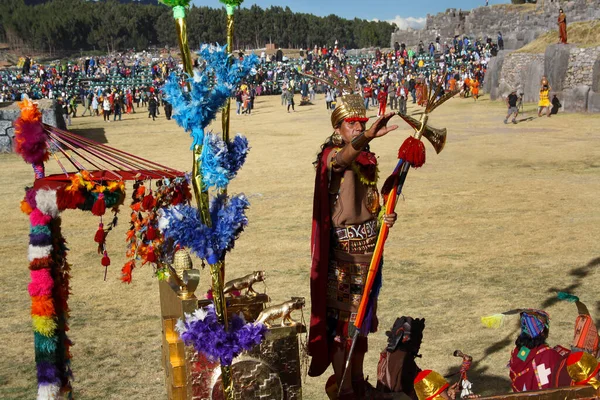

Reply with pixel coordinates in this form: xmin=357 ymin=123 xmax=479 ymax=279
xmin=191 ymin=0 xmax=510 ymax=29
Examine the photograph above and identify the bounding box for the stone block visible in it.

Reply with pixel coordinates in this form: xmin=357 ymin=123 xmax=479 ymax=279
xmin=592 ymin=57 xmax=600 ymax=92
xmin=563 ymin=85 xmax=590 ymax=113
xmin=521 ymin=60 xmax=545 ymax=103
xmin=544 ymin=44 xmax=574 ymax=92
xmin=0 ymin=135 xmax=12 ymax=153
xmin=587 ymin=91 xmax=600 ymax=113
xmin=0 ymin=120 xmax=12 ymax=135
xmin=484 ymin=52 xmax=505 ymax=98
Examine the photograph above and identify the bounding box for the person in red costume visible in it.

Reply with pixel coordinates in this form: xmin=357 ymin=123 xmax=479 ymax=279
xmin=308 ymin=86 xmax=399 ymax=399
xmin=508 ymin=310 xmax=571 ymax=392
xmin=377 ymin=85 xmax=388 ymax=117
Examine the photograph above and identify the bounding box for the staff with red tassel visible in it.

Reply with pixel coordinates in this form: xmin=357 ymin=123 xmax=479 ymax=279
xmin=338 ymin=79 xmax=457 ymax=395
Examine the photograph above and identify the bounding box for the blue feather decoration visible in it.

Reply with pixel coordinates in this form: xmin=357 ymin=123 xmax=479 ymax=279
xmin=158 ymin=194 xmax=249 ymax=263
xmin=162 ymin=44 xmax=258 ymax=148
xmin=200 ymin=133 xmax=250 ymax=190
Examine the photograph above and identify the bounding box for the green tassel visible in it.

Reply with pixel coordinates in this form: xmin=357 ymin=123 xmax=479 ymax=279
xmin=158 ymin=0 xmax=190 ymax=8
xmin=557 ymin=292 xmax=580 ymax=303
xmin=219 ymin=0 xmax=244 ymax=6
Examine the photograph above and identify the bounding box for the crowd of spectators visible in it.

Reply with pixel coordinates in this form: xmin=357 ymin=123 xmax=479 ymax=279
xmin=1 ymin=33 xmax=502 ymax=123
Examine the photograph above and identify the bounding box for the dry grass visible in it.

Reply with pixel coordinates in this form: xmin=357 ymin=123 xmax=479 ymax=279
xmin=516 ymin=20 xmax=600 ymax=53
xmin=1 ymin=94 xmax=600 ymax=399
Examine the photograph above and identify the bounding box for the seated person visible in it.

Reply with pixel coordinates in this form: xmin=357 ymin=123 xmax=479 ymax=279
xmin=551 ymin=95 xmax=562 ymax=115
xmin=566 ymin=351 xmax=600 ymax=389
xmin=508 ymin=310 xmax=571 ymax=392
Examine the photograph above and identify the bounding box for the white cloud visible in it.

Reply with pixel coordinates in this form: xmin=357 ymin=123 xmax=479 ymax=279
xmin=387 ymin=15 xmax=426 ymax=30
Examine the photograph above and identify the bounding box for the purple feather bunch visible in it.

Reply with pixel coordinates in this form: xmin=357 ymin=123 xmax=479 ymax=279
xmin=175 ymin=304 xmax=267 ymax=366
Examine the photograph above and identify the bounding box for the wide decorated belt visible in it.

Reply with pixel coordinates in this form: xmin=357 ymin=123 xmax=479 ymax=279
xmin=332 ymin=220 xmax=378 ymax=254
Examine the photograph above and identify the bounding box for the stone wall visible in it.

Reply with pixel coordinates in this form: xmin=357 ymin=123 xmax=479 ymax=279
xmin=391 ymin=0 xmax=600 ymax=50
xmin=564 ymin=46 xmax=600 ymax=88
xmin=0 ymin=99 xmax=65 ymax=153
xmin=486 ymin=43 xmax=600 ymax=113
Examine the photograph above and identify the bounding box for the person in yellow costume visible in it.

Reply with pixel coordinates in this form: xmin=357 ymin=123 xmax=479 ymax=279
xmin=538 ymin=76 xmax=552 ymax=117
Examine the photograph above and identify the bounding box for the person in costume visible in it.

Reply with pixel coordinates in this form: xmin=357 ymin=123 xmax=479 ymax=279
xmin=470 ymin=79 xmax=480 ymax=101
xmin=508 ymin=310 xmax=570 ymax=392
xmin=309 ymin=87 xmax=399 ymax=399
xmin=538 ymin=77 xmax=552 ymax=118
xmin=558 ymin=9 xmax=568 ymax=44
xmin=566 ymin=351 xmax=600 ymax=389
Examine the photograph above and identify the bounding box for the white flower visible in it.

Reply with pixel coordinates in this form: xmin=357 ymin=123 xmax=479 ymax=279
xmin=175 ymin=318 xmax=187 ymax=334
xmin=192 ymin=307 xmax=209 ymax=321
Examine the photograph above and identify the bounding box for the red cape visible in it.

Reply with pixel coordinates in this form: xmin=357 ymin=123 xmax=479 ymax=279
xmin=308 ymin=146 xmax=333 ymax=377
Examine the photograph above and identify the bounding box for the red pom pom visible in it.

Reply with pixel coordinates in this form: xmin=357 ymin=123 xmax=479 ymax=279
xmin=142 ymin=193 xmax=155 ymax=211
xmin=92 ymin=193 xmax=106 ymax=216
xmin=146 ymin=246 xmax=157 ymax=263
xmin=398 ymin=136 xmax=426 ymax=168
xmin=94 ymin=223 xmax=105 ymax=243
xmin=101 ymin=250 xmax=111 ymax=267
xmin=146 ymin=225 xmax=157 ymax=241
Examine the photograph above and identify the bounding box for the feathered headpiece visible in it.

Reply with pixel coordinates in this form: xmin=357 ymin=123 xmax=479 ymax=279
xmin=302 ymin=66 xmax=367 ymax=128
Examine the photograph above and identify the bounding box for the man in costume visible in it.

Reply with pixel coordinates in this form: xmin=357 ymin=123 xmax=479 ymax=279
xmin=508 ymin=310 xmax=570 ymax=392
xmin=558 ymin=9 xmax=568 ymax=44
xmin=309 ymin=84 xmax=399 ymax=399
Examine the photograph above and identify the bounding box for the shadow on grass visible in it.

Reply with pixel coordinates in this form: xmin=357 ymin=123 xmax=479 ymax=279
xmin=444 ymin=359 xmax=512 ymax=395
xmin=542 ymin=256 xmax=600 ymax=308
xmin=69 ymin=127 xmax=108 ymax=144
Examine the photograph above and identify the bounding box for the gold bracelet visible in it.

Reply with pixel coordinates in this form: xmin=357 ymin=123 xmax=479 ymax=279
xmin=351 ymin=132 xmax=372 ymax=151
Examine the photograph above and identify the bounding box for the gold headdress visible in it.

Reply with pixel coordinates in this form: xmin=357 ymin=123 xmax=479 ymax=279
xmin=414 ymin=370 xmax=450 ymax=400
xmin=567 ymin=351 xmax=600 ymax=389
xmin=302 ymin=66 xmax=367 ymax=128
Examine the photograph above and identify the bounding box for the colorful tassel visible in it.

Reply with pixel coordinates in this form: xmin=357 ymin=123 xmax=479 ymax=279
xmin=557 ymin=292 xmax=580 ymax=303
xmin=91 ymin=193 xmax=106 ymax=216
xmin=146 ymin=225 xmax=157 ymax=241
xmin=94 ymin=223 xmax=105 ymax=253
xmin=101 ymin=250 xmax=111 ymax=267
xmin=142 ymin=193 xmax=155 ymax=211
xmin=28 ymin=269 xmax=54 ymax=297
xmin=146 ymin=246 xmax=157 ymax=263
xmin=481 ymin=314 xmax=505 ymax=329
xmin=398 ymin=136 xmax=426 ymax=168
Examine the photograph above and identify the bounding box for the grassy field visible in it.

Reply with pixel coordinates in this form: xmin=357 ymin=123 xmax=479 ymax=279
xmin=516 ymin=20 xmax=600 ymax=53
xmin=1 ymin=93 xmax=599 ymax=399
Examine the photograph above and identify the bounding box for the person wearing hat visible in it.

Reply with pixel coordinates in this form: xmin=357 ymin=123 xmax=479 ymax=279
xmin=308 ymin=81 xmax=399 ymax=399
xmin=508 ymin=310 xmax=570 ymax=392
xmin=504 ymin=89 xmax=520 ymax=124
xmin=566 ymin=351 xmax=600 ymax=389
